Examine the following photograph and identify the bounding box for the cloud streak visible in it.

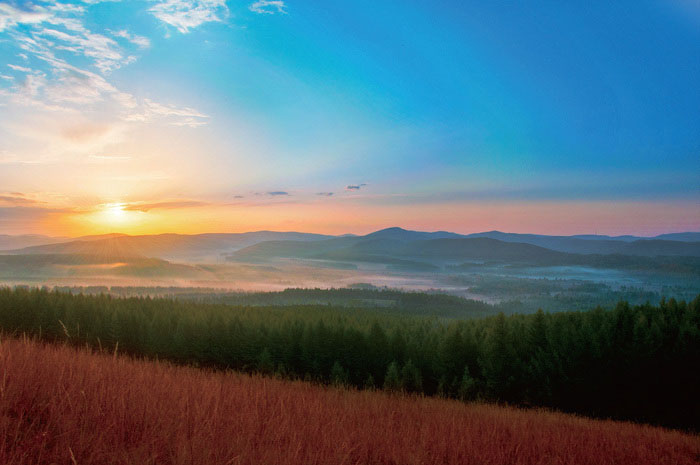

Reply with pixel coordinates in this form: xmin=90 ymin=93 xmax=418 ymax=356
xmin=35 ymin=25 xmax=130 ymax=74
xmin=122 ymin=200 xmax=208 ymax=212
xmin=0 ymin=206 xmax=74 ymax=229
xmin=7 ymin=64 xmax=32 ymax=73
xmin=124 ymin=99 xmax=209 ymax=127
xmin=150 ymin=0 xmax=229 ymax=33
xmin=0 ymin=193 xmax=39 ymax=206
xmin=111 ymin=30 xmax=151 ymax=49
xmin=0 ymin=3 xmax=51 ymax=32
xmin=249 ymin=1 xmax=288 ymax=15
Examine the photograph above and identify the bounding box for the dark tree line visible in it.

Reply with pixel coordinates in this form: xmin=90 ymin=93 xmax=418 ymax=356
xmin=49 ymin=285 xmax=500 ymax=318
xmin=0 ymin=287 xmax=697 ymax=429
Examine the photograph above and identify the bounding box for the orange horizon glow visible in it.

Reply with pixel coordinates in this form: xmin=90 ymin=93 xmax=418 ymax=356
xmin=20 ymin=199 xmax=697 ymax=238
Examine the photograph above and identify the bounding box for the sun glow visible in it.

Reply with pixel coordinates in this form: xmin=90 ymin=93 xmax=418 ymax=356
xmin=105 ymin=203 xmax=127 ymax=222
xmin=86 ymin=202 xmax=144 ymax=231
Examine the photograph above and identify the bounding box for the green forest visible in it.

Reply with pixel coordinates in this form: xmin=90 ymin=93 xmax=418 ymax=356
xmin=51 ymin=285 xmax=500 ymax=318
xmin=0 ymin=287 xmax=697 ymax=429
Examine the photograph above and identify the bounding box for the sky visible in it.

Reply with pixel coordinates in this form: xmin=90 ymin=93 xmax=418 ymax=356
xmin=0 ymin=0 xmax=698 ymax=237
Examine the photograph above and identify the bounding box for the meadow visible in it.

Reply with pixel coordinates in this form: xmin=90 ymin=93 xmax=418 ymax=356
xmin=0 ymin=336 xmax=698 ymax=465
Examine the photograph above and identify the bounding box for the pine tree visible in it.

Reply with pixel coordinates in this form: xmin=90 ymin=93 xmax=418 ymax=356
xmin=458 ymin=366 xmax=477 ymax=401
xmin=383 ymin=361 xmax=402 ymax=392
xmin=330 ymin=360 xmax=348 ymax=386
xmin=480 ymin=312 xmax=516 ymax=400
xmin=257 ymin=347 xmax=275 ymax=374
xmin=400 ymin=359 xmax=423 ymax=393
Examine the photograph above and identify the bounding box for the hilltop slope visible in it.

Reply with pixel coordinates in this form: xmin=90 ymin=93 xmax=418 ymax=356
xmin=1 ymin=337 xmax=697 ymax=465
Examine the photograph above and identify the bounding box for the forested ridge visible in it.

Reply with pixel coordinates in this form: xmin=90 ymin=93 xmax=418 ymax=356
xmin=0 ymin=287 xmax=697 ymax=429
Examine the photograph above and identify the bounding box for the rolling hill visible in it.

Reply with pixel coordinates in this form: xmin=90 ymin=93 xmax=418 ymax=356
xmin=3 ymin=228 xmax=699 ymax=274
xmin=3 ymin=231 xmax=335 ymax=262
xmin=0 ymin=253 xmax=208 ymax=280
xmin=226 ymin=229 xmax=700 ymax=274
xmin=0 ymin=234 xmax=69 ymax=250
xmin=464 ymin=231 xmax=700 ymax=256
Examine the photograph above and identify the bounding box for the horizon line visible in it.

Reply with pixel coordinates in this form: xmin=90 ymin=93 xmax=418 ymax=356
xmin=5 ymin=227 xmax=699 ymax=240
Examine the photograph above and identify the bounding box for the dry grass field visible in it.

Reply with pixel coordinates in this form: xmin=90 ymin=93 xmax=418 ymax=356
xmin=0 ymin=336 xmax=697 ymax=465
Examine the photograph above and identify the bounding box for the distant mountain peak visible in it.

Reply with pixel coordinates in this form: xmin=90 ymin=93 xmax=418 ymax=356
xmin=375 ymin=227 xmax=408 ymax=233
xmin=364 ymin=227 xmax=464 ymax=241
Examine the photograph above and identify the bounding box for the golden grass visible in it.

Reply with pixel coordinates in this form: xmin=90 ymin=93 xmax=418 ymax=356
xmin=0 ymin=337 xmax=697 ymax=464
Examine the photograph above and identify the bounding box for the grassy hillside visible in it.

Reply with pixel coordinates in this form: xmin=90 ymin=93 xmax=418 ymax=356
xmin=0 ymin=337 xmax=697 ymax=465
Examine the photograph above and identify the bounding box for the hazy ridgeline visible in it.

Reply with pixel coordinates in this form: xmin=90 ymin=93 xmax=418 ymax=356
xmin=0 ymin=287 xmax=698 ymax=429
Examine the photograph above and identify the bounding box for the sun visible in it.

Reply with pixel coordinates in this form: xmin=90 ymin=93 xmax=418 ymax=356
xmin=64 ymin=201 xmax=152 ymax=235
xmin=105 ymin=203 xmax=127 ymax=222
xmin=93 ymin=202 xmax=141 ymax=229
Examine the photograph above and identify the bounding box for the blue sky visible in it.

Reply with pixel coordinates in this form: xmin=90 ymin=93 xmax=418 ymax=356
xmin=0 ymin=0 xmax=698 ymax=235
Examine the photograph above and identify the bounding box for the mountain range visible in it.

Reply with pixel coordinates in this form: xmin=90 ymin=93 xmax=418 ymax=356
xmin=1 ymin=227 xmax=698 ymax=275
xmin=221 ymin=228 xmax=700 ymax=273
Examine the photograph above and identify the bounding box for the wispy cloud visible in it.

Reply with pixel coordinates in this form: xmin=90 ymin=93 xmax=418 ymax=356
xmin=0 ymin=193 xmax=39 ymax=206
xmin=125 ymin=99 xmax=209 ymax=127
xmin=249 ymin=1 xmax=287 ymax=15
xmin=150 ymin=0 xmax=229 ymax=33
xmin=346 ymin=183 xmax=367 ymax=191
xmin=0 ymin=190 xmax=74 ymax=210
xmin=0 ymin=3 xmax=51 ymax=32
xmin=122 ymin=200 xmax=208 ymax=212
xmin=316 ymin=192 xmax=334 ymax=196
xmin=7 ymin=64 xmax=32 ymax=73
xmin=0 ymin=206 xmax=74 ymax=229
xmin=111 ymin=30 xmax=151 ymax=49
xmin=35 ymin=25 xmax=131 ymax=74
xmin=251 ymin=191 xmax=291 ymax=198
xmin=43 ymin=71 xmax=117 ymax=104
xmin=19 ymin=73 xmax=46 ymax=98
